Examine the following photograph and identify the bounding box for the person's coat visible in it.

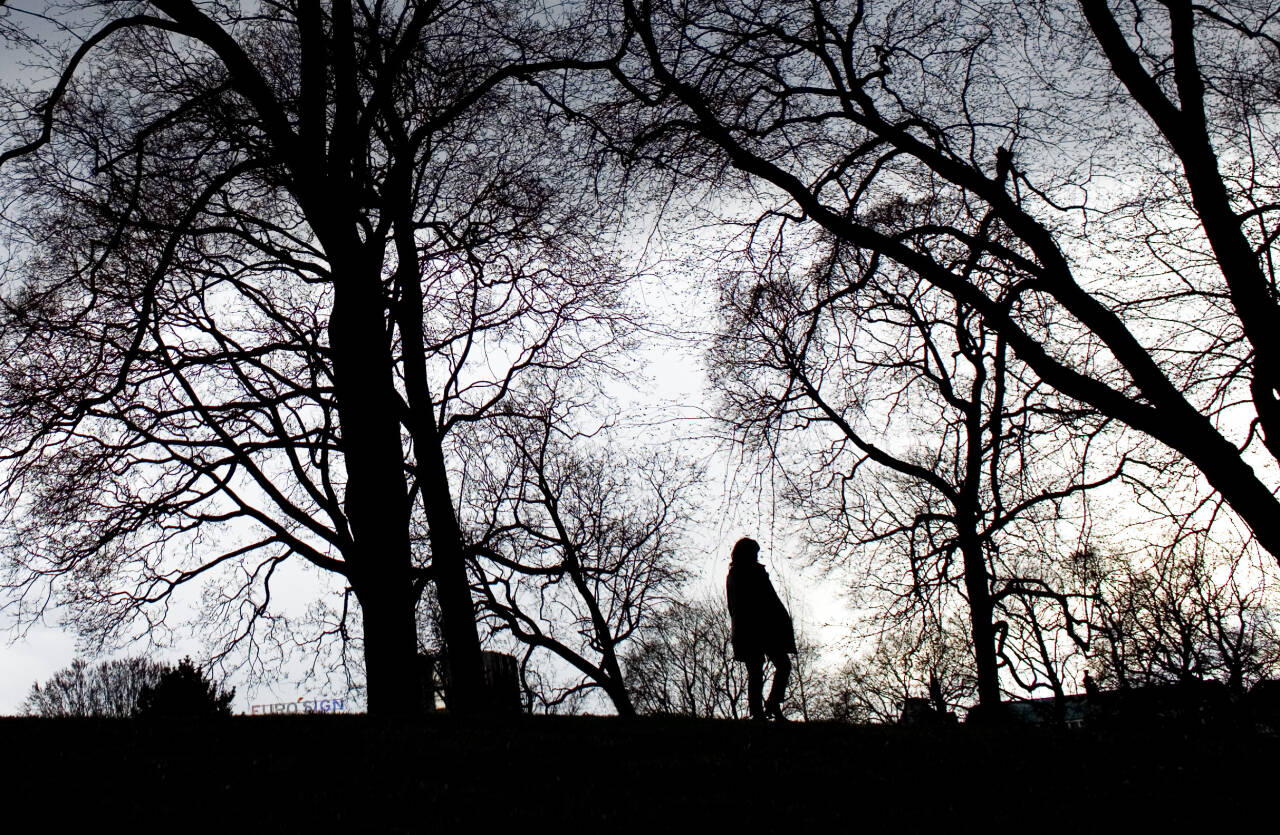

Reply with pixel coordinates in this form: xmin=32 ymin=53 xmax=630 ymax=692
xmin=726 ymin=560 xmax=797 ymax=661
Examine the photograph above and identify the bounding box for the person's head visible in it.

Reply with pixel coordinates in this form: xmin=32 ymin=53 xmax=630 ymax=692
xmin=731 ymin=537 xmax=760 ymax=564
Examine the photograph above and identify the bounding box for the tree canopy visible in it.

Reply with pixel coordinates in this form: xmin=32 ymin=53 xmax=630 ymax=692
xmin=5 ymin=0 xmax=1280 ymax=717
xmin=22 ymin=656 xmax=167 ymax=718
xmin=0 ymin=0 xmax=630 ymax=713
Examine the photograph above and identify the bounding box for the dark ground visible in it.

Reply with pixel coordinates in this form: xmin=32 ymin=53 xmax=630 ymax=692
xmin=1 ymin=714 xmax=1273 ymax=830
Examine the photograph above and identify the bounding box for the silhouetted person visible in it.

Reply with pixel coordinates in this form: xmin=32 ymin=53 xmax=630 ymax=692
xmin=1083 ymin=671 xmax=1101 ymax=698
xmin=726 ymin=537 xmax=796 ymax=720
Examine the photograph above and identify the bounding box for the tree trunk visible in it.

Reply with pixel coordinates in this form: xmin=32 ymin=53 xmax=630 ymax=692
xmin=960 ymin=534 xmax=1003 ymax=711
xmin=390 ymin=208 xmax=487 ymax=714
xmin=960 ymin=358 xmax=1002 ymax=712
xmin=605 ymin=680 xmax=636 ymax=717
xmin=358 ymin=578 xmax=422 ymax=715
xmin=329 ymin=258 xmax=422 ymax=715
xmin=416 ymin=435 xmax=487 ymax=714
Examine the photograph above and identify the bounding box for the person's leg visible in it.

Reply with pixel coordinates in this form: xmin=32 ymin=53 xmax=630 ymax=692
xmin=765 ymin=651 xmax=791 ymax=719
xmin=745 ymin=654 xmax=765 ymax=719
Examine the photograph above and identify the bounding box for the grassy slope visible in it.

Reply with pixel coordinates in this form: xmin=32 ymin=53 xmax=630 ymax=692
xmin=1 ymin=715 xmax=1272 ymax=829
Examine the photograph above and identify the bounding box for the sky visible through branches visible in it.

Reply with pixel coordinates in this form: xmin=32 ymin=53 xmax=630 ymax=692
xmin=1 ymin=0 xmax=1279 ymax=717
xmin=0 ymin=176 xmax=836 ymax=713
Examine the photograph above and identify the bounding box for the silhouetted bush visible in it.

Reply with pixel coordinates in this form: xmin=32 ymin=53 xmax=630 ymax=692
xmin=134 ymin=656 xmax=235 ymax=718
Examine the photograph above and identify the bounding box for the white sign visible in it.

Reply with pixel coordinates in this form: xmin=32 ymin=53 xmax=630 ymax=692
xmin=249 ymin=697 xmax=346 ymax=715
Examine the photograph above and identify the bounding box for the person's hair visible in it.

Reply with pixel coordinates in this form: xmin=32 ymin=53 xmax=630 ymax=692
xmin=731 ymin=537 xmax=760 ymax=563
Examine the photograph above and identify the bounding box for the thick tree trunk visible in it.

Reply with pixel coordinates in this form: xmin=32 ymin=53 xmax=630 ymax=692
xmin=358 ymin=579 xmax=422 ymax=715
xmin=328 ymin=260 xmax=422 ymax=715
xmin=605 ymin=680 xmax=636 ymax=718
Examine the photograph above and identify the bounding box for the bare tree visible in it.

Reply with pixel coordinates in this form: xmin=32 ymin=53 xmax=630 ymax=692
xmin=622 ymin=594 xmax=826 ymax=719
xmin=571 ymin=0 xmax=1280 ymax=568
xmin=463 ymin=393 xmax=694 ymax=716
xmin=22 ymin=656 xmax=168 ymax=718
xmin=1092 ymin=540 xmax=1280 ymax=694
xmin=995 ymin=551 xmax=1097 ymax=710
xmin=0 ymin=0 xmax=624 ymax=713
xmin=622 ymin=596 xmax=751 ymax=718
xmin=820 ymin=617 xmax=977 ymax=723
xmin=709 ymin=228 xmax=1121 ymax=709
